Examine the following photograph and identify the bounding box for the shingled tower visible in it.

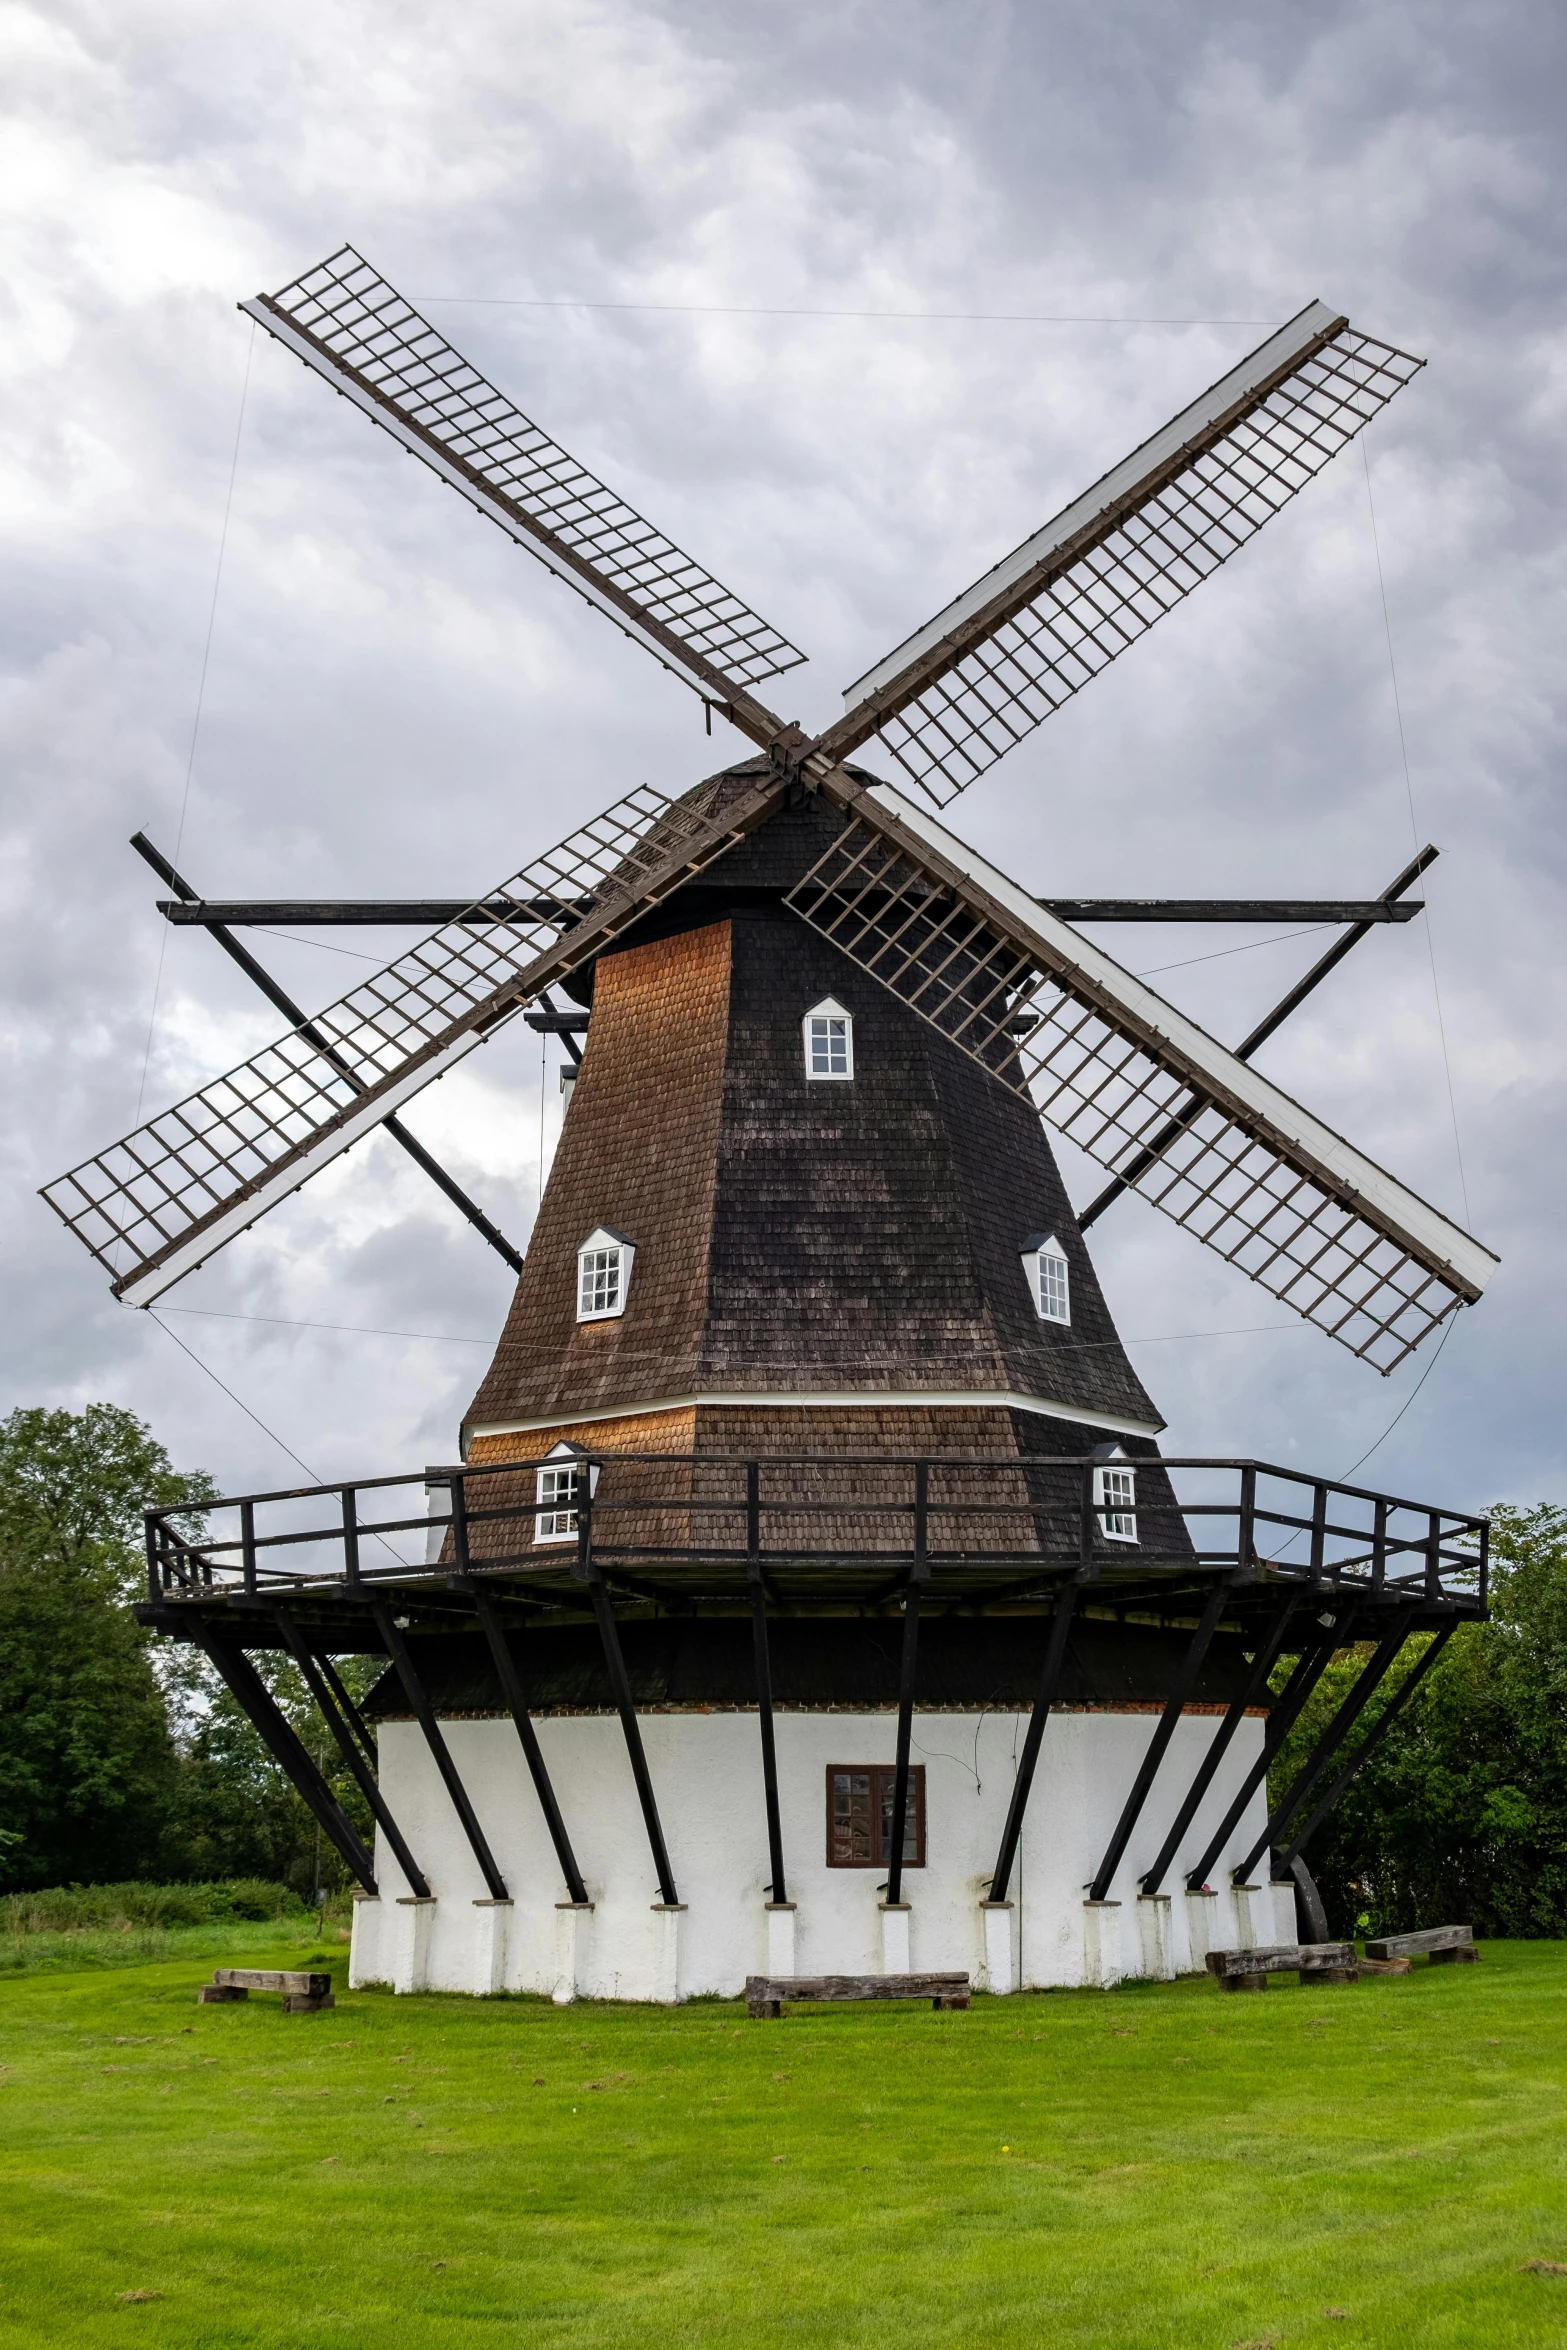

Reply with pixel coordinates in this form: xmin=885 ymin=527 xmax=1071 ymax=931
xmin=464 ymin=765 xmax=1163 ymax=1485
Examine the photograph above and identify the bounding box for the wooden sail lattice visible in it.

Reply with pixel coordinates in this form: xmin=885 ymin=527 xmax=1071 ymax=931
xmin=786 ymin=792 xmax=1492 ymax=1373
xmin=250 ymin=247 xmax=806 ymax=698
xmin=825 ymin=320 xmax=1423 ymax=808
xmin=42 ymin=780 xmax=772 ymax=1303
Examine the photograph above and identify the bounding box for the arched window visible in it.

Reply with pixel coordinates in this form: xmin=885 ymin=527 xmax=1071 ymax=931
xmin=577 ymin=1226 xmax=635 ymax=1322
xmin=1020 ymin=1232 xmax=1071 ymax=1325
xmin=803 ymin=997 xmax=854 ymax=1081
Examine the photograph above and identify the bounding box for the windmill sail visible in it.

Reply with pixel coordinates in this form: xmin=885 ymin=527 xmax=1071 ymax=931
xmin=244 ymin=248 xmax=803 ymax=740
xmin=42 ymin=775 xmax=784 ymax=1306
xmin=787 ymin=779 xmax=1496 ymax=1371
xmin=821 ymin=303 xmax=1423 ymax=807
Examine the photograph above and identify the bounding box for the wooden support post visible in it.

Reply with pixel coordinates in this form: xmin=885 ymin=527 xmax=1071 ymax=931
xmin=366 ymin=1596 xmax=510 ymax=1903
xmin=196 ymin=1626 xmax=377 ymax=1893
xmin=1182 ymin=1623 xmax=1350 ymax=1893
xmin=464 ymin=1580 xmax=590 ymax=1907
xmin=1276 ymin=1622 xmax=1456 ymax=1871
xmin=1230 ymin=1607 xmax=1415 ymax=1885
xmin=1139 ymin=1590 xmax=1302 ymax=1897
xmin=1088 ymin=1577 xmax=1230 ymax=1903
xmin=884 ymin=1469 xmax=928 ymax=1907
xmin=316 ymin=1651 xmax=376 ymax=1767
xmin=239 ymin=1499 xmax=257 ymax=1599
xmin=746 ymin=1462 xmax=788 ymax=1906
xmin=575 ymin=1496 xmax=678 ymax=1905
xmin=988 ymin=1581 xmax=1080 ymax=1904
xmin=272 ymin=1606 xmax=431 ymax=1900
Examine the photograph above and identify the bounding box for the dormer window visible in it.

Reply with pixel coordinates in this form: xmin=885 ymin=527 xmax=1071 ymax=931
xmin=1021 ymin=1232 xmax=1070 ymax=1325
xmin=534 ymin=1441 xmax=601 ymax=1543
xmin=577 ymin=1226 xmax=634 ymax=1322
xmin=1093 ymin=1446 xmax=1138 ymax=1544
xmin=804 ymin=997 xmax=854 ymax=1081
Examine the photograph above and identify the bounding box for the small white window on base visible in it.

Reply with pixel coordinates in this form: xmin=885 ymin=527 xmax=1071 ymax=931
xmin=576 ymin=1226 xmax=634 ymax=1322
xmin=534 ymin=1442 xmax=587 ymax=1544
xmin=1020 ymin=1232 xmax=1071 ymax=1325
xmin=803 ymin=996 xmax=854 ymax=1080
xmin=1093 ymin=1447 xmax=1138 ymax=1543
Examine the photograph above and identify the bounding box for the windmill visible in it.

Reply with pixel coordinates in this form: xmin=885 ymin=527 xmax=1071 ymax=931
xmin=72 ymin=251 xmax=1495 ymax=2001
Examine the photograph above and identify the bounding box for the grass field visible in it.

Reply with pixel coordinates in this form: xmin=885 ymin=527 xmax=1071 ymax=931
xmin=3 ymin=1940 xmax=1566 ymax=2348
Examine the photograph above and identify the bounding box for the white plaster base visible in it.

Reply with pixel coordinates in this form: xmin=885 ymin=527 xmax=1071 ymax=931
xmin=650 ymin=1903 xmax=686 ymax=2003
xmin=1082 ymin=1900 xmax=1123 ymax=1989
xmin=472 ymin=1899 xmax=511 ymax=1995
xmin=392 ymin=1896 xmax=435 ymax=1994
xmin=1136 ymin=1894 xmax=1174 ymax=1981
xmin=766 ymin=1903 xmax=798 ymax=1975
xmin=981 ymin=1900 xmax=1016 ymax=1994
xmin=364 ymin=1705 xmax=1274 ymax=2000
xmin=348 ymin=1891 xmax=381 ymax=1990
xmin=880 ymin=1902 xmax=912 ymax=1972
xmin=1184 ymin=1889 xmax=1220 ymax=1970
xmin=553 ymin=1902 xmax=593 ymax=2004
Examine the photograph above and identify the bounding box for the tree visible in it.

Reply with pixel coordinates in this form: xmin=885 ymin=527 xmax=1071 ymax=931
xmin=0 ymin=1405 xmax=216 ymax=1889
xmin=1272 ymin=1505 xmax=1567 ymax=1938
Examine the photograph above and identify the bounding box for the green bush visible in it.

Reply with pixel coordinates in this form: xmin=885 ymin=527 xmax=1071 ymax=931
xmin=0 ymin=1877 xmax=306 ymax=1938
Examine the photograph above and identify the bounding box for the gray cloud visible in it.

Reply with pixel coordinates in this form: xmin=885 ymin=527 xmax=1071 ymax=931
xmin=2 ymin=0 xmax=1562 ymax=1517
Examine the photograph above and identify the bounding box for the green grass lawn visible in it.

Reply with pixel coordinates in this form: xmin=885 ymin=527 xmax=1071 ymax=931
xmin=3 ymin=1941 xmax=1566 ymax=2348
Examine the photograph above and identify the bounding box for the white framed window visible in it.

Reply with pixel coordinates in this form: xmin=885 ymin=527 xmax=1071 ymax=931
xmin=1020 ymin=1232 xmax=1071 ymax=1325
xmin=1093 ymin=1448 xmax=1138 ymax=1544
xmin=803 ymin=997 xmax=854 ymax=1081
xmin=576 ymin=1226 xmax=634 ymax=1322
xmin=534 ymin=1442 xmax=585 ymax=1544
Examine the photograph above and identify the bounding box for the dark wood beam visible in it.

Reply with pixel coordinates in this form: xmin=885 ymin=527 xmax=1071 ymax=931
xmin=157 ymin=895 xmax=1424 ymax=928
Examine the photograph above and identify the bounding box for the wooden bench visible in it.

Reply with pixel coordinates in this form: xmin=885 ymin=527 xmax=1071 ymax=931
xmin=745 ymin=1972 xmax=970 ymax=2019
xmin=1206 ymin=1943 xmax=1358 ymax=1992
xmin=1364 ymin=1924 xmax=1477 ymax=1966
xmin=198 ymin=1968 xmax=334 ymax=2014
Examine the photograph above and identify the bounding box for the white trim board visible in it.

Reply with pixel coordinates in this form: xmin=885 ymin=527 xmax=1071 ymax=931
xmin=465 ymin=1387 xmax=1164 ymax=1454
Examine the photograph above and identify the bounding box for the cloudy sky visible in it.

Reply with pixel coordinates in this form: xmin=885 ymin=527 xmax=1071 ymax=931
xmin=2 ymin=0 xmax=1562 ymax=1521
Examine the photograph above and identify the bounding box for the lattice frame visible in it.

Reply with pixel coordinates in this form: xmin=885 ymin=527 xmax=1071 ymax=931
xmin=843 ymin=330 xmax=1422 ymax=807
xmin=42 ymin=780 xmax=766 ymax=1292
xmin=786 ymin=815 xmax=1467 ymax=1371
xmin=263 ymin=247 xmax=806 ymax=692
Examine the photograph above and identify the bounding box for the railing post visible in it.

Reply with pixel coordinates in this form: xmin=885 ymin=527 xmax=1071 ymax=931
xmin=1309 ymin=1481 xmax=1327 ymax=1580
xmin=341 ymin=1488 xmax=361 ymax=1586
xmin=1372 ymin=1497 xmax=1388 ymax=1593
xmin=144 ymin=1511 xmax=162 ymax=1604
xmin=449 ymin=1473 xmax=471 ymax=1573
xmin=913 ymin=1458 xmax=928 ymax=1577
xmin=1079 ymin=1461 xmax=1096 ymax=1573
xmin=1477 ymin=1517 xmax=1490 ymax=1610
xmin=1236 ymin=1466 xmax=1257 ymax=1577
xmin=1425 ymin=1511 xmax=1443 ymax=1603
xmin=240 ymin=1499 xmax=258 ymax=1599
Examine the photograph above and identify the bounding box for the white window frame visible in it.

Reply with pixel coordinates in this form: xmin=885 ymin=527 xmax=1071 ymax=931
xmin=1020 ymin=1232 xmax=1071 ymax=1325
xmin=533 ymin=1443 xmax=583 ymax=1545
xmin=1093 ymin=1449 xmax=1138 ymax=1544
xmin=803 ymin=997 xmax=854 ymax=1081
xmin=576 ymin=1226 xmax=634 ymax=1322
